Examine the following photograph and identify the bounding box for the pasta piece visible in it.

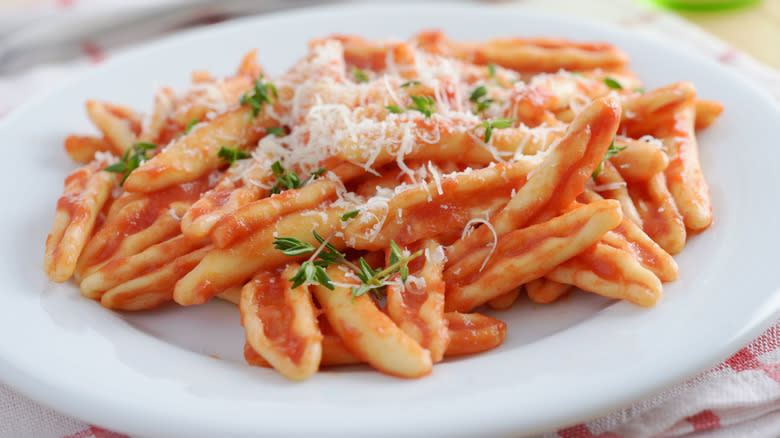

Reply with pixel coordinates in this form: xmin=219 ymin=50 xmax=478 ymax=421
xmin=86 ymin=100 xmax=140 ymax=154
xmin=343 ymin=160 xmax=536 ymax=250
xmin=621 ymin=82 xmax=696 ymax=137
xmin=592 ymin=160 xmax=642 ymax=226
xmin=525 ymin=279 xmax=571 ymax=304
xmin=75 ymin=177 xmax=211 ymax=279
xmin=627 ymin=173 xmax=687 ymax=255
xmin=413 ymin=30 xmax=629 ymax=73
xmin=100 ymin=245 xmax=211 ymax=310
xmin=694 ymin=99 xmax=723 ymax=130
xmin=44 ymin=159 xmax=115 ymax=282
xmin=386 ymin=239 xmax=449 ymax=362
xmin=174 ymin=205 xmax=348 ymax=306
xmin=240 ymin=265 xmax=323 ymax=381
xmin=211 ymin=163 xmax=364 ymax=248
xmin=138 ymin=87 xmax=175 ymax=144
xmin=80 ymin=234 xmax=207 ymax=300
xmin=64 ymin=135 xmax=114 ymax=164
xmin=486 ymin=288 xmax=521 ymax=310
xmin=447 ymin=96 xmax=621 ymax=266
xmin=657 ymin=96 xmax=713 ymax=230
xmin=124 ymin=106 xmax=271 ymax=193
xmin=581 ymin=189 xmax=678 ymax=282
xmin=180 ymin=161 xmax=271 ymax=241
xmin=610 ymin=137 xmax=669 ymax=182
xmin=443 ymin=312 xmax=507 ymax=356
xmin=445 ymin=199 xmax=623 ymax=312
xmin=545 ymin=242 xmax=663 ymax=307
xmin=313 ymin=267 xmax=433 ymax=378
xmin=244 ymin=311 xmax=507 ymax=367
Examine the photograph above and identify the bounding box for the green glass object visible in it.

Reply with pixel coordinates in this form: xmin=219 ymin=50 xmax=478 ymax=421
xmin=647 ymin=0 xmax=763 ymax=10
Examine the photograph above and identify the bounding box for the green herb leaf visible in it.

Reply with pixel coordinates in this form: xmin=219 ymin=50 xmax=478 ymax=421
xmin=478 ymin=118 xmax=516 ymax=143
xmin=184 ymin=118 xmax=198 ymax=134
xmin=407 ymin=95 xmax=436 ymax=118
xmin=469 ymin=85 xmax=494 ymax=114
xmin=592 ymin=138 xmax=627 ymax=179
xmin=103 ymin=142 xmax=157 ymax=186
xmin=273 ymin=237 xmax=316 ymax=256
xmin=266 ymin=126 xmax=285 ymax=137
xmin=276 ymin=233 xmax=422 ymax=301
xmin=400 ymin=80 xmax=421 ymax=88
xmin=240 ymin=74 xmax=278 ymax=117
xmin=352 ymin=67 xmax=369 ymax=83
xmin=469 ymin=86 xmax=488 ymax=102
xmin=385 ymin=105 xmax=404 ymax=114
xmin=217 ymin=146 xmax=251 ymax=166
xmin=340 ymin=209 xmax=360 ymax=221
xmin=603 ymin=77 xmax=623 ymax=90
xmin=487 ymin=63 xmax=497 ymax=79
xmin=400 ymin=265 xmax=409 ymax=282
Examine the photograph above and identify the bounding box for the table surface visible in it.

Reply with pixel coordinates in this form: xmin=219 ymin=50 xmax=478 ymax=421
xmin=653 ymin=0 xmax=780 ymax=69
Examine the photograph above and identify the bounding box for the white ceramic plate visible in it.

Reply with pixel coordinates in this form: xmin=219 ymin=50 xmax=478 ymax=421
xmin=1 ymin=4 xmax=779 ymax=438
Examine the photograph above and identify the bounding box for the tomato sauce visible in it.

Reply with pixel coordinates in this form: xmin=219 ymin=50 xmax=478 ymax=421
xmin=86 ymin=176 xmax=210 ymax=267
xmin=253 ymin=272 xmax=307 ymax=366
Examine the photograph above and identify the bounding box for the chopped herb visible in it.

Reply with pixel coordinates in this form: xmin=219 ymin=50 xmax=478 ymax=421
xmin=592 ymin=138 xmax=627 ymax=179
xmin=477 ymin=118 xmax=516 ymax=143
xmin=217 ymin=146 xmax=251 ymax=166
xmin=103 ymin=142 xmax=157 ymax=186
xmin=240 ymin=74 xmax=278 ymax=117
xmin=184 ymin=118 xmax=198 ymax=134
xmin=400 ymin=80 xmax=421 ymax=88
xmin=487 ymin=63 xmax=497 ymax=78
xmin=469 ymin=85 xmax=495 ymax=114
xmin=340 ymin=209 xmax=360 ymax=221
xmin=603 ymin=77 xmax=623 ymax=90
xmin=469 ymin=86 xmax=488 ymax=102
xmin=266 ymin=126 xmax=286 ymax=137
xmin=407 ymin=95 xmax=436 ymax=118
xmin=385 ymin=105 xmax=404 ymax=114
xmin=634 ymin=87 xmax=645 ymax=94
xmin=352 ymin=67 xmax=369 ymax=83
xmin=269 ymin=161 xmax=324 ymax=194
xmin=274 ymin=233 xmax=422 ymax=298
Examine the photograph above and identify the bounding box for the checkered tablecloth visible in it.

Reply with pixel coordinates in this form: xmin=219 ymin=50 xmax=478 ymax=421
xmin=1 ymin=1 xmax=779 ymax=437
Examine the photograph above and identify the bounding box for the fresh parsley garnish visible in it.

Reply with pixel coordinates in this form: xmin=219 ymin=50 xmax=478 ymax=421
xmin=218 ymin=146 xmax=251 ymax=166
xmin=400 ymin=80 xmax=421 ymax=88
xmin=385 ymin=105 xmax=404 ymax=114
xmin=269 ymin=161 xmax=325 ymax=194
xmin=603 ymin=78 xmax=623 ymax=90
xmin=340 ymin=209 xmax=360 ymax=221
xmin=240 ymin=74 xmax=278 ymax=117
xmin=469 ymin=85 xmax=494 ymax=113
xmin=407 ymin=95 xmax=435 ymax=118
xmin=266 ymin=126 xmax=285 ymax=137
xmin=477 ymin=118 xmax=516 ymax=143
xmin=103 ymin=142 xmax=157 ymax=186
xmin=273 ymin=232 xmax=422 ymax=299
xmin=592 ymin=138 xmax=627 ymax=179
xmin=352 ymin=67 xmax=369 ymax=83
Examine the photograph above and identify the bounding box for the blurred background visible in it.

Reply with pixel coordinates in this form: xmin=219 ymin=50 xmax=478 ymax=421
xmin=0 ymin=0 xmax=777 ymax=75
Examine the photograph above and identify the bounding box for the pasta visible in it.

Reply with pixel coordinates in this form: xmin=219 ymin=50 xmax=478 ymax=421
xmin=44 ymin=30 xmax=719 ymax=380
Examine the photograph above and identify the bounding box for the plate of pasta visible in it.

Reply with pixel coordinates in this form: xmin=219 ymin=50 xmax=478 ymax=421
xmin=1 ymin=3 xmax=779 ymax=438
